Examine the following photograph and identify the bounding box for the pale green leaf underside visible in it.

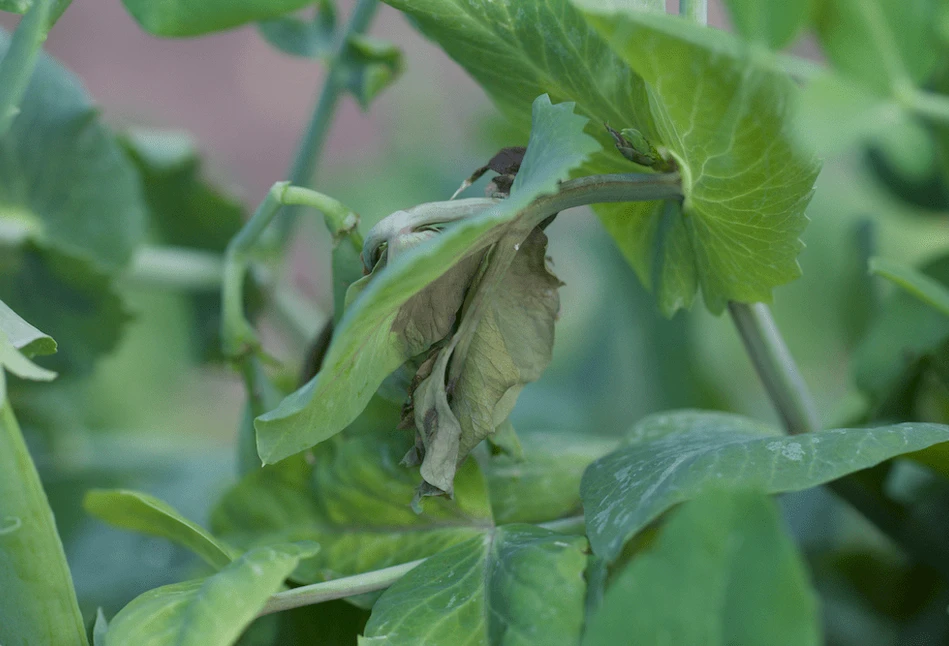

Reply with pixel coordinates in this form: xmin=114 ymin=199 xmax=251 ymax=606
xmin=105 ymin=543 xmax=318 ymax=646
xmin=84 ymin=489 xmax=236 ymax=570
xmin=255 ymin=95 xmax=598 ymax=464
xmin=0 ymin=402 xmax=87 ymax=646
xmin=212 ymin=427 xmax=494 ymax=582
xmin=574 ymin=7 xmax=821 ymax=313
xmin=0 ymin=298 xmax=55 ymax=357
xmin=870 ymin=257 xmax=949 ymax=319
xmin=583 ymin=490 xmax=820 ymax=646
xmin=581 ymin=410 xmax=949 ymax=560
xmin=360 ymin=525 xmax=587 ymax=646
xmin=120 ymin=0 xmax=316 ymax=36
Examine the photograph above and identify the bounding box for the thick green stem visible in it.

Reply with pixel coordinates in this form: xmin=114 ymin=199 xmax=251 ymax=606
xmin=125 ymin=245 xmax=225 ymax=291
xmin=727 ymin=302 xmax=820 ymax=434
xmin=0 ymin=0 xmax=51 ymax=138
xmin=679 ymin=0 xmax=707 ymax=25
xmin=275 ymin=0 xmax=380 ymax=241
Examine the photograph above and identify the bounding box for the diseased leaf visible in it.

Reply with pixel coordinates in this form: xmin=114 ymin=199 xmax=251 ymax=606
xmin=0 ymin=30 xmax=146 ymax=271
xmin=869 ymin=257 xmax=949 ymax=318
xmin=722 ymin=0 xmax=814 ymax=49
xmin=0 ymin=401 xmax=87 ymax=646
xmin=360 ymin=525 xmax=587 ymax=646
xmin=120 ymin=0 xmax=320 ymax=37
xmin=572 ymin=7 xmax=821 ymax=313
xmin=255 ymin=95 xmax=599 ymax=464
xmin=84 ymin=489 xmax=237 ymax=570
xmin=484 ymin=432 xmax=617 ymax=525
xmin=581 ymin=410 xmax=949 ymax=560
xmin=105 ymin=543 xmax=319 ymax=646
xmin=0 ymin=245 xmax=131 ymax=376
xmin=582 ymin=490 xmax=820 ymax=646
xmin=854 ymin=255 xmax=949 ymax=404
xmin=213 ymin=421 xmax=494 ymax=583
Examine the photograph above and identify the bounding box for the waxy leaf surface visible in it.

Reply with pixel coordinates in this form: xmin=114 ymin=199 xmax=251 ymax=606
xmin=360 ymin=525 xmax=587 ymax=646
xmin=583 ymin=490 xmax=820 ymax=646
xmin=255 ymin=95 xmax=598 ymax=464
xmin=581 ymin=410 xmax=949 ymax=560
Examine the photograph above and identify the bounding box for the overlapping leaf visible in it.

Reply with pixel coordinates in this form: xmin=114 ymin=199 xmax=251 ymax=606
xmin=0 ymin=297 xmax=55 ymax=400
xmin=360 ymin=525 xmax=587 ymax=646
xmin=581 ymin=410 xmax=949 ymax=560
xmin=105 ymin=543 xmax=319 ymax=646
xmin=255 ymin=95 xmax=599 ymax=464
xmin=573 ymin=6 xmax=821 ymax=313
xmin=583 ymin=490 xmax=820 ymax=646
xmin=870 ymin=257 xmax=949 ymax=318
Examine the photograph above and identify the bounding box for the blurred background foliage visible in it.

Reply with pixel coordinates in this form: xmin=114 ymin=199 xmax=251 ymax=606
xmin=2 ymin=0 xmax=949 ymax=643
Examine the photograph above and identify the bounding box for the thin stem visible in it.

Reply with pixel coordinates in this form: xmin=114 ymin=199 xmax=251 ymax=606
xmin=727 ymin=302 xmax=820 ymax=434
xmin=678 ymin=0 xmax=707 ymax=25
xmin=275 ymin=0 xmax=380 ymax=241
xmin=125 ymin=245 xmax=224 ymax=291
xmin=0 ymin=0 xmax=51 ymax=138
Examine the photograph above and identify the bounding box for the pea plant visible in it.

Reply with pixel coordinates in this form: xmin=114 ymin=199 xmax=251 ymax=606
xmin=3 ymin=0 xmax=949 ymax=643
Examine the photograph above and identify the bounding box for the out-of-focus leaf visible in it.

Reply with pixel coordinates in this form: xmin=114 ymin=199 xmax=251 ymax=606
xmin=120 ymin=0 xmax=321 ymax=37
xmin=582 ymin=490 xmax=820 ymax=646
xmin=258 ymin=1 xmax=336 ymax=58
xmin=0 ymin=245 xmax=130 ymax=376
xmin=360 ymin=525 xmax=587 ymax=645
xmin=255 ymin=95 xmax=599 ymax=464
xmin=212 ymin=423 xmax=494 ymax=582
xmin=572 ymin=6 xmax=821 ymax=314
xmin=93 ymin=609 xmax=109 ymax=646
xmin=340 ymin=35 xmax=404 ymax=110
xmin=581 ymin=410 xmax=949 ymax=560
xmin=0 ymin=31 xmax=146 ymax=270
xmin=483 ymin=432 xmax=617 ymax=525
xmin=854 ymin=255 xmax=949 ymax=404
xmin=870 ymin=257 xmax=949 ymax=318
xmin=0 ymin=1 xmax=72 ymax=30
xmin=722 ymin=0 xmax=814 ymax=49
xmin=105 ymin=543 xmax=318 ymax=646
xmin=0 ymin=401 xmax=87 ymax=646
xmin=84 ymin=489 xmax=237 ymax=570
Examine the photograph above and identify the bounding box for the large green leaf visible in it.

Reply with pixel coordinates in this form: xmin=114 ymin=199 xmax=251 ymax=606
xmin=105 ymin=543 xmax=318 ymax=646
xmin=84 ymin=489 xmax=237 ymax=570
xmin=0 ymin=31 xmax=146 ymax=271
xmin=213 ymin=426 xmax=494 ymax=582
xmin=581 ymin=410 xmax=949 ymax=560
xmin=573 ymin=7 xmax=821 ymax=313
xmin=722 ymin=0 xmax=814 ymax=49
xmin=0 ymin=400 xmax=87 ymax=646
xmin=582 ymin=490 xmax=820 ymax=646
xmin=360 ymin=525 xmax=587 ymax=645
xmin=120 ymin=0 xmax=318 ymax=37
xmin=255 ymin=95 xmax=599 ymax=464
xmin=484 ymin=432 xmax=617 ymax=525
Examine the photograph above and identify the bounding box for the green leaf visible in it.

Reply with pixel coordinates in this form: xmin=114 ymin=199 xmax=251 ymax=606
xmin=340 ymin=35 xmax=404 ymax=110
xmin=258 ymin=1 xmax=336 ymax=58
xmin=360 ymin=525 xmax=588 ymax=646
xmin=582 ymin=490 xmax=820 ymax=646
xmin=93 ymin=609 xmax=109 ymax=646
xmin=0 ymin=401 xmax=88 ymax=646
xmin=0 ymin=31 xmax=146 ymax=271
xmin=255 ymin=94 xmax=599 ymax=464
xmin=573 ymin=7 xmax=821 ymax=313
xmin=869 ymin=257 xmax=949 ymax=318
xmin=84 ymin=489 xmax=236 ymax=570
xmin=0 ymin=296 xmax=55 ymax=357
xmin=105 ymin=543 xmax=319 ymax=646
xmin=580 ymin=410 xmax=949 ymax=560
xmin=120 ymin=0 xmax=320 ymax=37
xmin=722 ymin=0 xmax=814 ymax=49
xmin=484 ymin=432 xmax=617 ymax=525
xmin=0 ymin=245 xmax=131 ymax=375
xmin=213 ymin=422 xmax=494 ymax=582
xmin=854 ymin=255 xmax=949 ymax=404
xmin=814 ymin=0 xmax=939 ymax=95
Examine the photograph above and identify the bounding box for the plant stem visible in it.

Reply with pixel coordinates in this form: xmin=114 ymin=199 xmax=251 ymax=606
xmin=727 ymin=302 xmax=820 ymax=434
xmin=125 ymin=245 xmax=225 ymax=291
xmin=904 ymin=88 xmax=949 ymax=126
xmin=0 ymin=0 xmax=51 ymax=138
xmin=679 ymin=0 xmax=707 ymax=25
xmin=275 ymin=0 xmax=380 ymax=241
